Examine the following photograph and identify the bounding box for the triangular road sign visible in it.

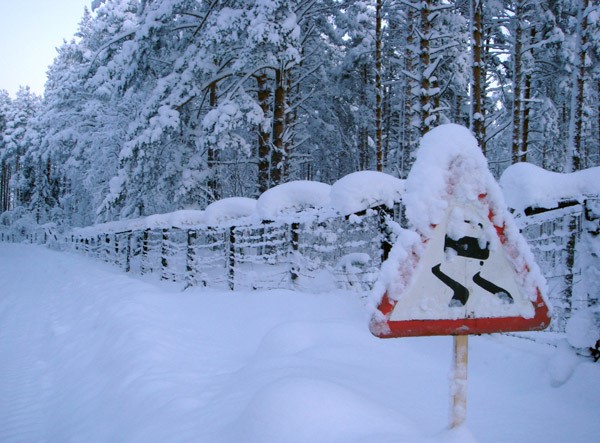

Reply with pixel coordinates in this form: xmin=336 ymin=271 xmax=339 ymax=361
xmin=370 ymin=125 xmax=550 ymax=338
xmin=370 ymin=197 xmax=550 ymax=337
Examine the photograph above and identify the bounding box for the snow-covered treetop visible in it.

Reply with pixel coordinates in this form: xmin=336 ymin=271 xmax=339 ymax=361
xmin=404 ymin=123 xmax=508 ymax=236
xmin=204 ymin=197 xmax=257 ymax=227
xmin=256 ymin=180 xmax=331 ymax=219
xmin=500 ymin=163 xmax=600 ymax=214
xmin=329 ymin=171 xmax=405 ymax=215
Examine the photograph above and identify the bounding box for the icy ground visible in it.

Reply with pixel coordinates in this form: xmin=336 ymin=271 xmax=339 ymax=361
xmin=0 ymin=244 xmax=598 ymax=443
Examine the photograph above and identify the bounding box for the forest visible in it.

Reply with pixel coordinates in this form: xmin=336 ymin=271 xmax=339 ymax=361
xmin=0 ymin=0 xmax=599 ymax=228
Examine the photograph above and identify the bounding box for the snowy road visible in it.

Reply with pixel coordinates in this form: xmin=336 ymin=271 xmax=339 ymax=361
xmin=0 ymin=243 xmax=598 ymax=442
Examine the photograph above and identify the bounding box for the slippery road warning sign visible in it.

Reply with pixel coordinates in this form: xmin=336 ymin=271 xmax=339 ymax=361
xmin=371 ymin=198 xmax=550 ymax=338
xmin=388 ymin=203 xmax=534 ymax=322
xmin=369 ymin=125 xmax=550 ymax=338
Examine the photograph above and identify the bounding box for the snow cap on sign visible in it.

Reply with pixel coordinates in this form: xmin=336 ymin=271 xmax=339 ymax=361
xmin=204 ymin=197 xmax=257 ymax=226
xmin=329 ymin=171 xmax=405 ymax=215
xmin=257 ymin=180 xmax=331 ymax=219
xmin=403 ymin=124 xmax=507 ymax=236
xmin=500 ymin=163 xmax=600 ymax=214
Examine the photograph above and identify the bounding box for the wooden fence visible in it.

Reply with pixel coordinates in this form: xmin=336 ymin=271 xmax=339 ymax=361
xmin=57 ymin=206 xmax=398 ymax=293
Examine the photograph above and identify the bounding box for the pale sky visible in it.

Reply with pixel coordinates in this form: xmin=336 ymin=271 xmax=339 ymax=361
xmin=0 ymin=0 xmax=90 ymax=98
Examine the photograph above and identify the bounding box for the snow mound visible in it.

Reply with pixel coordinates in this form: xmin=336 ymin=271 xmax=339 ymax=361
xmin=204 ymin=197 xmax=257 ymax=226
xmin=234 ymin=376 xmax=418 ymax=443
xmin=255 ymin=320 xmax=366 ymax=357
xmin=329 ymin=170 xmax=405 ymax=215
xmin=256 ymin=180 xmax=331 ymax=219
xmin=500 ymin=163 xmax=600 ymax=214
xmin=566 ymin=308 xmax=600 ymax=349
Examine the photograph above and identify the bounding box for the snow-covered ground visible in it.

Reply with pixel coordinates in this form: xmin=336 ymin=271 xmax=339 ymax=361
xmin=0 ymin=243 xmax=598 ymax=443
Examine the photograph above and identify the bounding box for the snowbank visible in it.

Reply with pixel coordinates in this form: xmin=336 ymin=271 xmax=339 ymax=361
xmin=329 ymin=170 xmax=405 ymax=215
xmin=1 ymin=243 xmax=599 ymax=443
xmin=500 ymin=163 xmax=600 ymax=214
xmin=256 ymin=180 xmax=331 ymax=219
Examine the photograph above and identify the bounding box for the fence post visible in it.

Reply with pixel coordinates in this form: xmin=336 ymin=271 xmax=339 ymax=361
xmin=563 ymin=214 xmax=579 ymax=327
xmin=378 ymin=205 xmax=394 ymax=263
xmin=185 ymin=229 xmax=197 ymax=288
xmin=125 ymin=232 xmax=132 ymax=273
xmin=104 ymin=234 xmax=111 ymax=263
xmin=228 ymin=226 xmax=235 ymax=290
xmin=114 ymin=234 xmax=119 ymax=266
xmin=161 ymin=228 xmax=169 ymax=281
xmin=290 ymin=221 xmax=300 ymax=282
xmin=141 ymin=229 xmax=150 ymax=275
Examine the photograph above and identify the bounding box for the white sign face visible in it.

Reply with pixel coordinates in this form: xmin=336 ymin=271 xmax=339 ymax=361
xmin=389 ymin=204 xmax=534 ymax=321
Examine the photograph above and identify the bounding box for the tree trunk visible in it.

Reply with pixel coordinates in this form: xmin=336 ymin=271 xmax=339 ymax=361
xmin=471 ymin=0 xmax=486 ymax=154
xmin=284 ymin=68 xmax=297 ymax=180
xmin=569 ymin=0 xmax=589 ymax=172
xmin=401 ymin=6 xmax=416 ymax=173
xmin=511 ymin=0 xmax=524 ymax=164
xmin=0 ymin=160 xmax=9 ymax=212
xmin=384 ymin=16 xmax=398 ymax=168
xmin=597 ymin=81 xmax=600 ymax=154
xmin=271 ymin=69 xmax=285 ymax=186
xmin=257 ymin=72 xmax=271 ymax=194
xmin=521 ymin=26 xmax=536 ymax=163
xmin=207 ymin=81 xmax=220 ymax=201
xmin=375 ymin=0 xmax=383 ymax=171
xmin=419 ymin=0 xmax=433 ymax=137
xmin=360 ymin=64 xmax=369 ymax=171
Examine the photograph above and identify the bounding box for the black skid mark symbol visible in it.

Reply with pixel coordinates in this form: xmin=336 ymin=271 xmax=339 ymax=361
xmin=444 ymin=235 xmax=489 ymax=260
xmin=432 ymin=264 xmax=469 ymax=307
xmin=472 ymin=272 xmax=514 ymax=304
